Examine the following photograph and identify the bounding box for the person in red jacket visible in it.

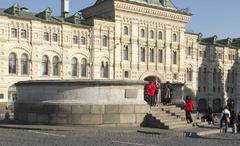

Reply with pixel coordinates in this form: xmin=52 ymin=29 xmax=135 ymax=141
xmin=147 ymin=80 xmax=157 ymax=106
xmin=183 ymin=96 xmax=193 ymax=123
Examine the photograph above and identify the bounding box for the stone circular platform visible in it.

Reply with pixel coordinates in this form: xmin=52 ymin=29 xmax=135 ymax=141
xmin=14 ymin=80 xmax=150 ymax=126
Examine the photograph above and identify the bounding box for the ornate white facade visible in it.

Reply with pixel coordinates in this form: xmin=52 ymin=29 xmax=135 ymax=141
xmin=0 ymin=0 xmax=239 ymax=112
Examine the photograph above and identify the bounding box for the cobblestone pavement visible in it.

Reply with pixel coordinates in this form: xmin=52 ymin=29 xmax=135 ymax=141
xmin=0 ymin=127 xmax=239 ymax=146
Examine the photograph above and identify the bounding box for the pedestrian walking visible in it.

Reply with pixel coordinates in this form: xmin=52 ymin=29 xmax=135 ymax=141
xmin=183 ymin=96 xmax=193 ymax=123
xmin=220 ymin=106 xmax=231 ymax=133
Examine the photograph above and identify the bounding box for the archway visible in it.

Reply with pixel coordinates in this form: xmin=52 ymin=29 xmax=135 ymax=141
xmin=8 ymin=84 xmax=17 ymax=102
xmin=144 ymin=76 xmax=161 ymax=83
xmin=197 ymin=98 xmax=208 ymax=113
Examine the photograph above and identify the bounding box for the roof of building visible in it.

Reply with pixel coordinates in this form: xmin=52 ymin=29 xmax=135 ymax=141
xmin=92 ymin=0 xmax=191 ymax=16
xmin=0 ymin=3 xmax=90 ymax=28
xmin=95 ymin=0 xmax=177 ymax=10
xmin=199 ymin=35 xmax=240 ymax=49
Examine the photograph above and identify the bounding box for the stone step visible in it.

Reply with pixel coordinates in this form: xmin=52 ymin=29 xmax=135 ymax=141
xmin=156 ymin=117 xmax=182 ymax=123
xmin=168 ymin=123 xmax=193 ymax=129
xmin=150 ymin=112 xmax=171 ymax=116
xmin=164 ymin=120 xmax=187 ymax=126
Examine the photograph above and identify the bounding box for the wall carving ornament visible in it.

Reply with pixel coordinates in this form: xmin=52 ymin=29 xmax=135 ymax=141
xmin=115 ymin=1 xmax=190 ymax=23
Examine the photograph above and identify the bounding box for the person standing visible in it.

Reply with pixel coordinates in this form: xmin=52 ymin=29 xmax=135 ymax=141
xmin=155 ymin=82 xmax=161 ymax=106
xmin=237 ymin=112 xmax=240 ymax=133
xmin=227 ymin=100 xmax=236 ymax=133
xmin=183 ymin=96 xmax=193 ymax=123
xmin=220 ymin=106 xmax=231 ymax=133
xmin=147 ymin=80 xmax=157 ymax=106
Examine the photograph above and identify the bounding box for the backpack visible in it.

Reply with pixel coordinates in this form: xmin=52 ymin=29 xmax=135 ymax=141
xmin=223 ymin=113 xmax=230 ymax=124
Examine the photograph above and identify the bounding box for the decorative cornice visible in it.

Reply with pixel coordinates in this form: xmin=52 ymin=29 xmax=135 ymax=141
xmin=115 ymin=1 xmax=191 ymax=23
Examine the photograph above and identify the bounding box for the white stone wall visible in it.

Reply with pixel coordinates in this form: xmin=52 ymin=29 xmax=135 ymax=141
xmin=0 ymin=1 xmax=239 ymax=112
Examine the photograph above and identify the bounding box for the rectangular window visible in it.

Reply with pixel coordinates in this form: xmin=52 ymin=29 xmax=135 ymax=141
xmin=21 ymin=29 xmax=27 ymax=39
xmin=44 ymin=32 xmax=49 ymax=41
xmin=81 ymin=37 xmax=86 ymax=45
xmin=0 ymin=94 xmax=3 ymax=99
xmin=218 ymin=53 xmax=222 ymax=59
xmin=52 ymin=33 xmax=58 ymax=42
xmin=198 ymin=86 xmax=201 ymax=92
xmin=73 ymin=36 xmax=78 ymax=44
xmin=11 ymin=28 xmax=17 ymax=38
xmin=199 ymin=51 xmax=202 ymax=57
xmin=203 ymin=51 xmax=207 ymax=58
xmin=124 ymin=71 xmax=129 ymax=78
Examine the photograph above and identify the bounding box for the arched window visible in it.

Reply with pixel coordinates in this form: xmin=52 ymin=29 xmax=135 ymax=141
xmin=140 ymin=29 xmax=145 ymax=38
xmin=100 ymin=61 xmax=109 ymax=78
xmin=123 ymin=45 xmax=129 ymax=60
xmin=158 ymin=31 xmax=163 ymax=40
xmin=81 ymin=36 xmax=86 ymax=45
xmin=124 ymin=26 xmax=128 ymax=35
xmin=9 ymin=53 xmax=17 ymax=74
xmin=100 ymin=61 xmax=104 ymax=78
xmin=187 ymin=68 xmax=192 ymax=81
xmin=231 ymin=70 xmax=235 ymax=83
xmin=158 ymin=49 xmax=163 ymax=63
xmin=71 ymin=57 xmax=78 ymax=77
xmin=173 ymin=51 xmax=177 ymax=64
xmin=213 ymin=68 xmax=217 ymax=83
xmin=104 ymin=62 xmax=109 ymax=78
xmin=150 ymin=30 xmax=154 ymax=39
xmin=81 ymin=58 xmax=87 ymax=77
xmin=173 ymin=33 xmax=177 ymax=42
xmin=140 ymin=47 xmax=145 ymax=62
xmin=203 ymin=67 xmax=207 ymax=81
xmin=103 ymin=35 xmax=108 ymax=47
xmin=52 ymin=56 xmax=59 ymax=76
xmin=21 ymin=54 xmax=28 ymax=75
xmin=198 ymin=67 xmax=202 ymax=82
xmin=218 ymin=69 xmax=222 ymax=83
xmin=41 ymin=55 xmax=49 ymax=75
xmin=188 ymin=47 xmax=191 ymax=56
xmin=150 ymin=48 xmax=154 ymax=62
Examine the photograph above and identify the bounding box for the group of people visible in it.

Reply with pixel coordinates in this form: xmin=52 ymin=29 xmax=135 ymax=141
xmin=145 ymin=80 xmax=172 ymax=107
xmin=144 ymin=79 xmax=240 ymax=132
xmin=220 ymin=100 xmax=240 ymax=134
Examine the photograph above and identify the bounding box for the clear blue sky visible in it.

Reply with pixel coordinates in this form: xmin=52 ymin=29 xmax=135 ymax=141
xmin=1 ymin=0 xmax=240 ymax=39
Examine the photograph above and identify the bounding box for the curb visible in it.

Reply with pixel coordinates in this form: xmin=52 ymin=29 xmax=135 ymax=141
xmin=0 ymin=124 xmax=82 ymax=131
